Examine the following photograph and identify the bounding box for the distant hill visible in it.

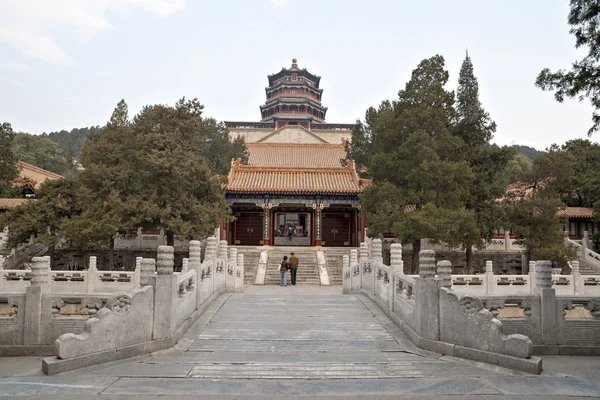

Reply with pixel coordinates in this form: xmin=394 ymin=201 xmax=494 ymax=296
xmin=513 ymin=145 xmax=543 ymax=160
xmin=43 ymin=126 xmax=100 ymax=161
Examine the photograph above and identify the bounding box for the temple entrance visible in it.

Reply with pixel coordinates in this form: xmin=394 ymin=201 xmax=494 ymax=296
xmin=233 ymin=211 xmax=263 ymax=245
xmin=273 ymin=209 xmax=311 ymax=246
xmin=321 ymin=212 xmax=351 ymax=247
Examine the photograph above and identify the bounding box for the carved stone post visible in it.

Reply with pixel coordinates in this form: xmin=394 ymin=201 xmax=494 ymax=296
xmin=372 ymin=239 xmax=383 ymax=264
xmin=152 ymin=246 xmax=177 ymax=339
xmin=529 ymin=260 xmax=537 ymax=293
xmin=140 ymin=258 xmax=156 ymax=287
xmin=182 ymin=258 xmax=189 ymax=273
xmin=24 ymin=256 xmax=50 ymax=345
xmin=227 ymin=247 xmax=237 ymax=290
xmin=571 ymin=260 xmax=581 ymax=295
xmin=536 ymin=260 xmax=557 ymax=345
xmin=218 ymin=240 xmax=228 ymax=262
xmin=189 ymin=240 xmax=202 ymax=273
xmin=437 ymin=260 xmax=452 ymax=289
xmin=205 ymin=236 xmax=217 ymax=296
xmin=390 ymin=243 xmax=403 ymax=276
xmin=350 ymin=249 xmax=358 ymax=291
xmin=237 ymin=253 xmax=244 ymax=293
xmin=359 ymin=242 xmax=368 ymax=261
xmin=134 ymin=256 xmax=142 ymax=288
xmin=87 ymin=256 xmax=97 ymax=292
xmin=485 ymin=260 xmax=494 ymax=295
xmin=415 ymin=250 xmax=439 ymax=340
xmin=419 ymin=250 xmax=436 ymax=278
xmin=342 ymin=255 xmax=350 ymax=294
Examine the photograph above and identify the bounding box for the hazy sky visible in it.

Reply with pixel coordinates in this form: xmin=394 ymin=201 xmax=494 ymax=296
xmin=0 ymin=0 xmax=596 ymax=150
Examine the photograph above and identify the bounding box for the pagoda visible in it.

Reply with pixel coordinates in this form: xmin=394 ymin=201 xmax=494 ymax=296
xmin=259 ymin=58 xmax=327 ymax=130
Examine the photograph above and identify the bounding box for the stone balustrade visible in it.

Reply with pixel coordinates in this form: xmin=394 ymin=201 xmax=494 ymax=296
xmin=344 ymin=241 xmax=600 ymax=372
xmin=0 ymin=236 xmax=244 ymax=375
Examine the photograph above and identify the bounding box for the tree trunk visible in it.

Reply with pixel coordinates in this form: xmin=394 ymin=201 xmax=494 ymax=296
xmin=109 ymin=239 xmax=114 ymax=271
xmin=466 ymin=246 xmax=473 ymax=274
xmin=411 ymin=239 xmax=421 ymax=274
xmin=166 ymin=231 xmax=175 ymax=246
xmin=49 ymin=244 xmax=55 ymax=270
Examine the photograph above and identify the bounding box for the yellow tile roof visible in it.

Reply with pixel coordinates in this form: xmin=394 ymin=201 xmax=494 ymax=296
xmin=246 ymin=143 xmax=347 ymax=168
xmin=0 ymin=198 xmax=29 ymax=210
xmin=225 ymin=163 xmax=370 ymax=195
xmin=558 ymin=207 xmax=594 ymax=219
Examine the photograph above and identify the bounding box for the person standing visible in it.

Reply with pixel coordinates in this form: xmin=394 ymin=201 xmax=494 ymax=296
xmin=279 ymin=255 xmax=289 ymax=287
xmin=289 ymin=252 xmax=299 ymax=286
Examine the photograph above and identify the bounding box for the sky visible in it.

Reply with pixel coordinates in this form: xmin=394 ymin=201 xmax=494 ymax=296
xmin=0 ymin=0 xmax=596 ymax=150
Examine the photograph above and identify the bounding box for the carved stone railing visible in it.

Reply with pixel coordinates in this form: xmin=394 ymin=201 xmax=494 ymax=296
xmin=343 ymin=239 xmax=542 ymax=374
xmin=0 ymin=236 xmax=243 ymax=374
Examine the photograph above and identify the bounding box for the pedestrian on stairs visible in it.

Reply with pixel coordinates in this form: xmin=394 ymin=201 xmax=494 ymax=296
xmin=279 ymin=255 xmax=289 ymax=287
xmin=289 ymin=252 xmax=299 ymax=286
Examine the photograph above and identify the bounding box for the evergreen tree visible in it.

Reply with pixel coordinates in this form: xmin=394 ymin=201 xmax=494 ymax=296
xmin=454 ymin=52 xmax=515 ymax=273
xmin=12 ymin=132 xmax=71 ymax=175
xmin=0 ymin=122 xmax=19 ymax=196
xmin=360 ymin=56 xmax=474 ymax=273
xmin=536 ymin=0 xmax=600 ymax=135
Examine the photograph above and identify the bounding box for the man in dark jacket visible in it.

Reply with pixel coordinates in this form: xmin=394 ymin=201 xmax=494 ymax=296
xmin=289 ymin=252 xmax=299 ymax=286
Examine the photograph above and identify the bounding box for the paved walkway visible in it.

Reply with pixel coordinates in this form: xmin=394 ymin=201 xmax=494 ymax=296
xmin=1 ymin=286 xmax=600 ymax=398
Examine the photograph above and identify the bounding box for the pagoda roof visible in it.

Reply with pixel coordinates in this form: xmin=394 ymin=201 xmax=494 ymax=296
xmin=268 ymin=59 xmax=321 ymax=86
xmin=266 ymin=82 xmax=323 ymax=92
xmin=260 ymin=98 xmax=327 ymax=110
xmin=247 ymin=143 xmax=346 ymax=168
xmin=557 ymin=207 xmax=594 ymax=219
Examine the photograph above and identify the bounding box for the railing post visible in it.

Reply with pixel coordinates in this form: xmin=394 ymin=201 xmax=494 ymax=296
xmin=536 ymin=260 xmax=557 ymax=346
xmin=134 ymin=256 xmax=142 ymax=288
xmin=485 ymin=260 xmax=494 ymax=296
xmin=24 ymin=256 xmax=50 ymax=345
xmin=152 ymin=245 xmax=177 ymax=339
xmin=529 ymin=260 xmax=536 ymax=294
xmin=415 ymin=250 xmax=439 ymax=340
xmin=350 ymin=249 xmax=358 ymax=291
xmin=87 ymin=256 xmax=97 ymax=293
xmin=437 ymin=260 xmax=452 ymax=289
xmin=227 ymin=247 xmax=237 ymax=290
xmin=342 ymin=255 xmax=350 ymax=294
xmin=237 ymin=253 xmax=244 ymax=293
xmin=140 ymin=258 xmax=156 ymax=287
xmin=571 ymin=260 xmax=581 ymax=295
xmin=206 ymin=237 xmax=217 ymax=295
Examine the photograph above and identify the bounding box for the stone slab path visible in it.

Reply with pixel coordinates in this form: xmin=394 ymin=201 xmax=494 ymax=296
xmin=1 ymin=286 xmax=600 ymax=398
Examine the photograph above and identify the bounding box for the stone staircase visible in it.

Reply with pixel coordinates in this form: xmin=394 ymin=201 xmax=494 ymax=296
xmin=579 ymin=259 xmax=600 ymax=275
xmin=265 ymin=248 xmax=320 ymax=285
xmin=236 ymin=247 xmax=261 ymax=285
xmin=323 ymin=248 xmax=352 ymax=285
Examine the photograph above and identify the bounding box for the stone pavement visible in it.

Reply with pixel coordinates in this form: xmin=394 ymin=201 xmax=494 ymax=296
xmin=1 ymin=285 xmax=600 ymax=398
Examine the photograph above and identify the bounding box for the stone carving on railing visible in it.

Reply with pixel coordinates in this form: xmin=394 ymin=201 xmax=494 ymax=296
xmin=81 ymin=298 xmax=103 ymax=315
xmin=157 ymin=245 xmax=174 ymax=275
xmin=436 ymin=260 xmax=452 ymax=288
xmin=55 ymin=286 xmax=154 ymax=360
xmin=51 ymin=298 xmax=65 ymax=315
xmin=30 ymin=256 xmax=50 ymax=287
xmin=419 ymin=250 xmax=435 ymax=278
xmin=439 ymin=287 xmax=534 ymax=359
xmin=140 ymin=258 xmax=156 ymax=287
xmin=359 ymin=242 xmax=368 ymax=261
xmin=586 ymin=299 xmax=600 ymax=318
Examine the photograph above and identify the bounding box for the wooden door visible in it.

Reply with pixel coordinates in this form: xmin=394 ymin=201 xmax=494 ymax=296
xmin=233 ymin=212 xmax=263 ymax=245
xmin=321 ymin=212 xmax=351 ymax=247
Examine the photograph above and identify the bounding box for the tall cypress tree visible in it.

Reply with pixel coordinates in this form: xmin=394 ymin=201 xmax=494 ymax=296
xmin=454 ymin=52 xmax=514 ymax=273
xmin=0 ymin=122 xmax=18 ymax=196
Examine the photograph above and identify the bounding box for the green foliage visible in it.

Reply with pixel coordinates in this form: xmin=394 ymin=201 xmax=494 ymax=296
xmin=0 ymin=122 xmax=18 ymax=196
xmin=12 ymin=132 xmax=71 ymax=175
xmin=44 ymin=126 xmax=99 ymax=162
xmin=513 ymin=145 xmax=543 ymax=160
xmin=505 ymin=153 xmax=533 ymax=184
xmin=77 ymin=98 xmax=232 ymax=248
xmin=358 ymin=55 xmax=474 ymax=273
xmin=0 ymin=177 xmax=82 ymax=266
xmin=536 ymin=0 xmax=600 ymax=135
xmin=197 ymin=118 xmax=248 ymax=175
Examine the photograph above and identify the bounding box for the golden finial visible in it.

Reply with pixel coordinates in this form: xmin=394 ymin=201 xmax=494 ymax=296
xmin=292 ymin=58 xmax=298 ymax=67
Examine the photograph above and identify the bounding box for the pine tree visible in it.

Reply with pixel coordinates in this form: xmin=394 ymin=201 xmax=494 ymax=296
xmin=361 ymin=55 xmax=474 ymax=273
xmin=454 ymin=52 xmax=514 ymax=274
